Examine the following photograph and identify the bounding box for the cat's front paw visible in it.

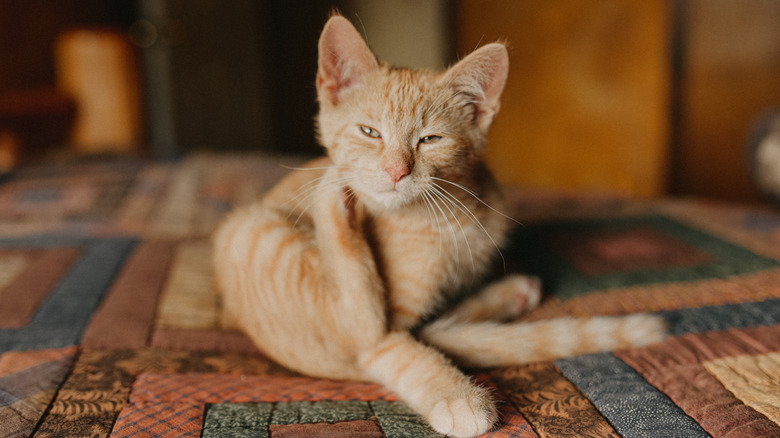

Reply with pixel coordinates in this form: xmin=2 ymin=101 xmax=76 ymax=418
xmin=427 ymin=392 xmax=498 ymax=438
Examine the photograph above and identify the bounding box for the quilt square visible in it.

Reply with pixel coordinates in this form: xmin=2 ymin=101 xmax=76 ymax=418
xmin=550 ymin=226 xmax=713 ymax=276
xmin=0 ymin=236 xmax=136 ymax=352
xmin=507 ymin=215 xmax=780 ymax=300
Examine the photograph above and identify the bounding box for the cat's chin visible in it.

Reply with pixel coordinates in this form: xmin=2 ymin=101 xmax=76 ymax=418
xmin=363 ymin=190 xmax=415 ymax=211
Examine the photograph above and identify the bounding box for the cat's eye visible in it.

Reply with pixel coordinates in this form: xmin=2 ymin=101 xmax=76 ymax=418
xmin=359 ymin=125 xmax=382 ymax=139
xmin=419 ymin=135 xmax=442 ymax=145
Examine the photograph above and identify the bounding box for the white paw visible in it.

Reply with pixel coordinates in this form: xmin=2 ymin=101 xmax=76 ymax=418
xmin=427 ymin=394 xmax=497 ymax=438
xmin=508 ymin=275 xmax=542 ymax=312
xmin=489 ymin=274 xmax=542 ymax=320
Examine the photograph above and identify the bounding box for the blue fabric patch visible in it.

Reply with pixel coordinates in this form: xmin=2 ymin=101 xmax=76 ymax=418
xmin=661 ymin=298 xmax=780 ymax=336
xmin=0 ymin=236 xmax=136 ymax=353
xmin=555 ymin=353 xmax=708 ymax=438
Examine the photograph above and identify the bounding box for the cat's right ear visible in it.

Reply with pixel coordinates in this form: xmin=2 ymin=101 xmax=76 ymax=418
xmin=441 ymin=43 xmax=509 ymax=133
xmin=317 ymin=15 xmax=378 ymax=106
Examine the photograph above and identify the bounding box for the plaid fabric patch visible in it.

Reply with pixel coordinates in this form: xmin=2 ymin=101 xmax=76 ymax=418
xmin=126 ymin=373 xmax=398 ymax=405
xmin=112 ymin=403 xmax=203 ymax=437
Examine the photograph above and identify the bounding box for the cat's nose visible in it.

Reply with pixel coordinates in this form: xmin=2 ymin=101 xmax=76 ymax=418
xmin=384 ymin=164 xmax=411 ymax=183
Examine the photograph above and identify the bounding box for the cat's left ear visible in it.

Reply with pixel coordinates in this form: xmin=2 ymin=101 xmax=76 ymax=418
xmin=441 ymin=43 xmax=509 ymax=132
xmin=317 ymin=15 xmax=379 ymax=106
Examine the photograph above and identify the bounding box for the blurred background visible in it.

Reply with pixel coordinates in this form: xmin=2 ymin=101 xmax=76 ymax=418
xmin=1 ymin=0 xmax=779 ymax=201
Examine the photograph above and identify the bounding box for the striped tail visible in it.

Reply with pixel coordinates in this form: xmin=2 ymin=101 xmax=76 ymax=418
xmin=419 ymin=314 xmax=667 ymax=368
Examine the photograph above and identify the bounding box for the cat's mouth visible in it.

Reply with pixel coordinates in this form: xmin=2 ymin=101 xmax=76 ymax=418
xmin=350 ymin=175 xmax=421 ymax=210
xmin=359 ymin=186 xmax=416 ymax=210
xmin=372 ymin=189 xmax=408 ymax=208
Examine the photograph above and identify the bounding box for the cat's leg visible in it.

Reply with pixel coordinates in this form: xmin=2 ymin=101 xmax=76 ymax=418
xmin=309 ymin=172 xmax=388 ymax=348
xmin=444 ymin=274 xmax=542 ymax=323
xmin=419 ymin=313 xmax=666 ymax=368
xmin=359 ymin=331 xmax=497 ymax=438
xmin=314 ymin=179 xmax=500 ymax=436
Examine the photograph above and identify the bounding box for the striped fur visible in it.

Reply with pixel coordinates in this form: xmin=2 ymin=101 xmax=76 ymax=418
xmin=213 ymin=15 xmax=665 ymax=437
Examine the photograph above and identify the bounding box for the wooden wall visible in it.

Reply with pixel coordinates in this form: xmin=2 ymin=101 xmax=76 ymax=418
xmin=456 ymin=0 xmax=672 ymax=197
xmin=456 ymin=0 xmax=780 ymax=200
xmin=672 ymin=0 xmax=780 ymax=200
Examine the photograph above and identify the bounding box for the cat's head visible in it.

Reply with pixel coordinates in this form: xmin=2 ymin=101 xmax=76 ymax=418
xmin=315 ymin=14 xmax=508 ymax=211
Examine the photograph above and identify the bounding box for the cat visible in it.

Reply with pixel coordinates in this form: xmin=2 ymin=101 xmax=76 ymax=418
xmin=213 ymin=14 xmax=666 ymax=437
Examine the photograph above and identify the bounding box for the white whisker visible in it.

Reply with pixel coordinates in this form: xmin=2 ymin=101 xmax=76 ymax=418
xmin=424 ymin=191 xmax=460 ymax=275
xmin=288 ymin=174 xmax=353 ymax=227
xmin=430 ymin=177 xmax=521 ymax=225
xmin=278 ymin=164 xmax=333 ymax=171
xmin=431 ymin=181 xmax=507 ymax=272
xmin=420 ymin=191 xmax=444 ymax=255
xmin=287 ymin=175 xmax=350 ymax=213
xmin=429 ymin=186 xmax=476 ymax=274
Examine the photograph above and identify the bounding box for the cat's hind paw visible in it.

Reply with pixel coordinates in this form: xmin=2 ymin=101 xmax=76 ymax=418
xmin=502 ymin=275 xmax=542 ymax=316
xmin=446 ymin=274 xmax=543 ymax=323
xmin=427 ymin=393 xmax=498 ymax=438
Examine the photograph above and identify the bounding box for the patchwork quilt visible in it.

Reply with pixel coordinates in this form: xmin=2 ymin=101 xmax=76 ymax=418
xmin=1 ymin=153 xmax=779 ymax=437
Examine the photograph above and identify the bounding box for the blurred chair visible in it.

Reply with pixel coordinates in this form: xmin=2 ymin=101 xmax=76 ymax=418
xmin=55 ymin=28 xmax=142 ymax=153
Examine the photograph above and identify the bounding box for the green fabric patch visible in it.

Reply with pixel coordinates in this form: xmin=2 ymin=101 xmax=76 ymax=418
xmin=371 ymin=400 xmax=444 ymax=438
xmin=202 ymin=400 xmax=443 ymax=438
xmin=203 ymin=403 xmax=272 ymax=438
xmin=270 ymin=400 xmax=373 ymax=425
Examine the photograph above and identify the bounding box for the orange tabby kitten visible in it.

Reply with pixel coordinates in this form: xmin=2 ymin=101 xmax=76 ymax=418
xmin=213 ymin=15 xmax=665 ymax=437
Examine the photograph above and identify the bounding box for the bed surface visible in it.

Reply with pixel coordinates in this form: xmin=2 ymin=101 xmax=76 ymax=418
xmin=1 ymin=153 xmax=779 ymax=437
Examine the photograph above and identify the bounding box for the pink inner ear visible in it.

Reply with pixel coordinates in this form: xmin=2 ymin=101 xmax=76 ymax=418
xmin=441 ymin=43 xmax=509 ymax=130
xmin=317 ymin=16 xmax=378 ymax=105
xmin=480 ymin=49 xmax=509 ymax=113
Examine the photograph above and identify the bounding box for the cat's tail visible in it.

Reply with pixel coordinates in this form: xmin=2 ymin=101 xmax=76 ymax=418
xmin=419 ymin=313 xmax=666 ymax=368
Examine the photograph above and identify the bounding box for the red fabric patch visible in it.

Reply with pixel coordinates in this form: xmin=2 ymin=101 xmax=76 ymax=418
xmin=83 ymin=240 xmax=174 ymax=349
xmin=128 ymin=373 xmax=398 ymax=405
xmin=111 ymin=403 xmax=203 ymax=438
xmin=616 ymin=324 xmax=780 ymax=436
xmin=269 ymin=420 xmax=384 ymax=438
xmin=553 ymin=227 xmax=713 ymax=276
xmin=0 ymin=248 xmax=80 ymax=328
